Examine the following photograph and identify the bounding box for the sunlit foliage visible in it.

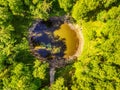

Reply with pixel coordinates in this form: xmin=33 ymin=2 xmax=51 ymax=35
xmin=0 ymin=0 xmax=120 ymax=89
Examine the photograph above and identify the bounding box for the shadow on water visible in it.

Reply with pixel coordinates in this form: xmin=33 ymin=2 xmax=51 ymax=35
xmin=29 ymin=18 xmax=66 ymax=59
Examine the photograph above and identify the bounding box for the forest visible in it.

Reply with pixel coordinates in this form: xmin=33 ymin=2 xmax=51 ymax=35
xmin=0 ymin=0 xmax=120 ymax=90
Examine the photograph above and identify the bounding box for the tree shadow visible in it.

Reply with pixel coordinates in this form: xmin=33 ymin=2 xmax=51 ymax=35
xmin=14 ymin=49 xmax=35 ymax=64
xmin=9 ymin=15 xmax=36 ymax=64
xmin=11 ymin=15 xmax=33 ymax=44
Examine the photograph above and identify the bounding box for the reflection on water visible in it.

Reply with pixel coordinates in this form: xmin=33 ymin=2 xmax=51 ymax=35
xmin=54 ymin=23 xmax=79 ymax=58
xmin=30 ymin=20 xmax=66 ymax=59
xmin=29 ymin=19 xmax=79 ymax=59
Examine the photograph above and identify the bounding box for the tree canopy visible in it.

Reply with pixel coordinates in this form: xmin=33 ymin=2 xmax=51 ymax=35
xmin=0 ymin=0 xmax=120 ymax=90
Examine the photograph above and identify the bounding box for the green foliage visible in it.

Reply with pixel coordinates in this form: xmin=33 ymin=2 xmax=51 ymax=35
xmin=0 ymin=0 xmax=8 ymax=7
xmin=0 ymin=7 xmax=13 ymax=24
xmin=7 ymin=0 xmax=24 ymax=15
xmin=29 ymin=0 xmax=51 ymax=20
xmin=71 ymin=13 xmax=120 ymax=89
xmin=24 ymin=0 xmax=30 ymax=6
xmin=97 ymin=5 xmax=120 ymax=22
xmin=49 ymin=0 xmax=66 ymax=16
xmin=0 ymin=0 xmax=120 ymax=89
xmin=0 ymin=54 xmax=7 ymax=73
xmin=33 ymin=60 xmax=48 ymax=79
xmin=72 ymin=0 xmax=101 ymax=21
xmin=103 ymin=0 xmax=118 ymax=8
xmin=2 ymin=63 xmax=41 ymax=90
xmin=50 ymin=77 xmax=68 ymax=90
xmin=72 ymin=0 xmax=120 ymax=22
xmin=0 ymin=25 xmax=16 ymax=63
xmin=58 ymin=0 xmax=75 ymax=12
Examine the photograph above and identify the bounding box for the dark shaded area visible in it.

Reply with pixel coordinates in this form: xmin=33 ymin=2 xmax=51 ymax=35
xmin=14 ymin=49 xmax=35 ymax=64
xmin=11 ymin=15 xmax=33 ymax=44
xmin=37 ymin=49 xmax=51 ymax=58
xmin=29 ymin=17 xmax=66 ymax=60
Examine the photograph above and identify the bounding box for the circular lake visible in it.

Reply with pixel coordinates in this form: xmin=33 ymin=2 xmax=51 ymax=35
xmin=29 ymin=17 xmax=83 ymax=62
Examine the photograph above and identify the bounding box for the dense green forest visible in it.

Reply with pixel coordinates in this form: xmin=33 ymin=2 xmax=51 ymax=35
xmin=0 ymin=0 xmax=120 ymax=90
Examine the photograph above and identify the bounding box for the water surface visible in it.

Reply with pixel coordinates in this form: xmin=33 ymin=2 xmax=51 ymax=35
xmin=29 ymin=19 xmax=79 ymax=59
xmin=54 ymin=23 xmax=79 ymax=58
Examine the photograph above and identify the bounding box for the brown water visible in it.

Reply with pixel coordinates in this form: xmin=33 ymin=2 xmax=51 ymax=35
xmin=54 ymin=23 xmax=79 ymax=58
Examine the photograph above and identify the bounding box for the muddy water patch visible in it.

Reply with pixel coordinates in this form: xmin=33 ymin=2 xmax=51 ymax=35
xmin=54 ymin=23 xmax=79 ymax=58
